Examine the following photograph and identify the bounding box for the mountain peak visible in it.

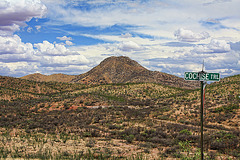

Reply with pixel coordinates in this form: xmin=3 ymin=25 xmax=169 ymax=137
xmin=71 ymin=56 xmax=199 ymax=89
xmin=96 ymin=56 xmax=147 ymax=75
xmin=71 ymin=56 xmax=147 ymax=84
xmin=100 ymin=56 xmax=143 ymax=68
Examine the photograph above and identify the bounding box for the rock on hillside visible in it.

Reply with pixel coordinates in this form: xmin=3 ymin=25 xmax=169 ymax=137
xmin=71 ymin=56 xmax=199 ymax=89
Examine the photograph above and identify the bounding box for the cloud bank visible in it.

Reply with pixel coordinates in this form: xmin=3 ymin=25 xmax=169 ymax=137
xmin=0 ymin=35 xmax=90 ymax=76
xmin=0 ymin=0 xmax=239 ymax=77
xmin=0 ymin=0 xmax=47 ymax=35
xmin=194 ymin=39 xmax=231 ymax=53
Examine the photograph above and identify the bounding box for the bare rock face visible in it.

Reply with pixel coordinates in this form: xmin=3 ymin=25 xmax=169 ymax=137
xmin=71 ymin=56 xmax=200 ymax=89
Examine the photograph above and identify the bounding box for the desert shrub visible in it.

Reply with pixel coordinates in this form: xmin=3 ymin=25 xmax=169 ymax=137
xmin=164 ymin=145 xmax=180 ymax=157
xmin=150 ymin=136 xmax=161 ymax=143
xmin=166 ymin=123 xmax=188 ymax=132
xmin=231 ymin=150 xmax=240 ymax=158
xmin=158 ymin=115 xmax=169 ymax=120
xmin=86 ymin=139 xmax=95 ymax=148
xmin=188 ymin=135 xmax=199 ymax=143
xmin=63 ymin=103 xmax=70 ymax=109
xmin=120 ymin=127 xmax=142 ymax=137
xmin=207 ymin=151 xmax=217 ymax=160
xmin=83 ymin=132 xmax=92 ymax=137
xmin=214 ymin=104 xmax=239 ymax=113
xmin=135 ymin=133 xmax=147 ymax=141
xmin=108 ymin=124 xmax=122 ymax=130
xmin=176 ymin=134 xmax=191 ymax=141
xmin=158 ymin=138 xmax=173 ymax=146
xmin=176 ymin=129 xmax=193 ymax=141
xmin=179 ymin=129 xmax=192 ymax=135
xmin=90 ymin=129 xmax=101 ymax=137
xmin=210 ymin=131 xmax=239 ymax=152
xmin=125 ymin=134 xmax=135 ymax=143
xmin=155 ymin=128 xmax=168 ymax=138
xmin=139 ymin=142 xmax=157 ymax=149
xmin=144 ymin=129 xmax=156 ymax=135
xmin=210 ymin=141 xmax=227 ymax=151
xmin=84 ymin=101 xmax=91 ymax=106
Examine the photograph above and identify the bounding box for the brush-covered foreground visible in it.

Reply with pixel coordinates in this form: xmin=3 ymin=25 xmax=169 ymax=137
xmin=0 ymin=75 xmax=239 ymax=159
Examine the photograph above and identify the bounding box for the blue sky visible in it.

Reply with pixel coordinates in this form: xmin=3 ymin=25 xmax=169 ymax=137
xmin=0 ymin=0 xmax=239 ymax=78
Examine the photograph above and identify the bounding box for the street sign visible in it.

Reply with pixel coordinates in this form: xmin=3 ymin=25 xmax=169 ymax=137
xmin=184 ymin=66 xmax=220 ymax=160
xmin=207 ymin=73 xmax=220 ymax=81
xmin=184 ymin=72 xmax=199 ymax=81
xmin=184 ymin=72 xmax=220 ymax=81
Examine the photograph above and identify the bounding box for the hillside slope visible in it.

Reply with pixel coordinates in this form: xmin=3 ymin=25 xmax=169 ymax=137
xmin=0 ymin=75 xmax=84 ymax=101
xmin=0 ymin=74 xmax=239 ymax=159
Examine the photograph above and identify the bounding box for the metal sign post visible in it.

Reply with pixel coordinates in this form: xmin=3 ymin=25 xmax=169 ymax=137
xmin=184 ymin=67 xmax=220 ymax=160
xmin=199 ymin=70 xmax=207 ymax=160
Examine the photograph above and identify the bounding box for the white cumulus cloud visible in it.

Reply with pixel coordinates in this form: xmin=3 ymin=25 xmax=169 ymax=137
xmin=57 ymin=36 xmax=72 ymax=41
xmin=42 ymin=55 xmax=89 ymax=67
xmin=57 ymin=36 xmax=74 ymax=46
xmin=65 ymin=40 xmax=73 ymax=46
xmin=194 ymin=39 xmax=231 ymax=53
xmin=118 ymin=41 xmax=143 ymax=52
xmin=34 ymin=41 xmax=72 ymax=55
xmin=174 ymin=28 xmax=210 ymax=42
xmin=0 ymin=35 xmax=36 ymax=62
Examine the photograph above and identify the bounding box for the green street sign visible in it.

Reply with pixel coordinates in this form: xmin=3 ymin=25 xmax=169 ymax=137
xmin=204 ymin=73 xmax=220 ymax=81
xmin=184 ymin=72 xmax=220 ymax=81
xmin=184 ymin=72 xmax=199 ymax=81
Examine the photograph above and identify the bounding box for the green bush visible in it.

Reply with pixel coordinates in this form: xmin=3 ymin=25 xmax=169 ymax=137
xmin=210 ymin=131 xmax=239 ymax=152
xmin=126 ymin=134 xmax=135 ymax=143
xmin=179 ymin=129 xmax=192 ymax=135
xmin=214 ymin=104 xmax=239 ymax=113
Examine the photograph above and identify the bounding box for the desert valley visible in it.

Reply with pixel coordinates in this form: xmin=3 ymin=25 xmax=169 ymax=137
xmin=0 ymin=56 xmax=239 ymax=159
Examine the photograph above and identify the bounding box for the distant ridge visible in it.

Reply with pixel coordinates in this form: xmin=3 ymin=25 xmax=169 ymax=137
xmin=21 ymin=73 xmax=76 ymax=83
xmin=21 ymin=56 xmax=199 ymax=89
xmin=71 ymin=56 xmax=199 ymax=89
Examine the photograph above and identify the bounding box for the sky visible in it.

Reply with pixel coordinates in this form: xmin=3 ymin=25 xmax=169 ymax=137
xmin=0 ymin=0 xmax=239 ymax=78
